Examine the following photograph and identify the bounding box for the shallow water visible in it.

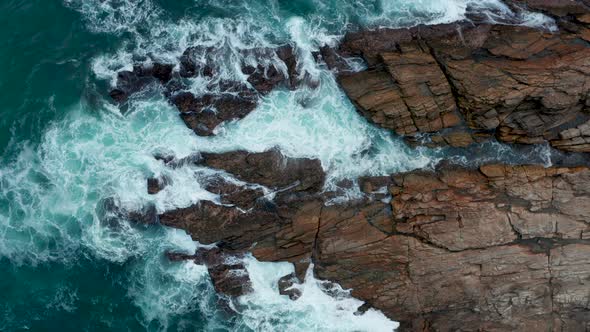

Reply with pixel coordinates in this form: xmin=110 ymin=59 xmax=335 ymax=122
xmin=0 ymin=1 xmax=555 ymax=331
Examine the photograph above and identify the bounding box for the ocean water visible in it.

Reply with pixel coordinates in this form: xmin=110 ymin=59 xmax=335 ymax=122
xmin=0 ymin=1 xmax=554 ymax=331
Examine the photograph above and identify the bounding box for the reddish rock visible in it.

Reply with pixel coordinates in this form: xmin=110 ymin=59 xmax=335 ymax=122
xmin=330 ymin=10 xmax=590 ymax=151
xmin=161 ymin=162 xmax=590 ymax=330
xmin=200 ymin=149 xmax=325 ymax=192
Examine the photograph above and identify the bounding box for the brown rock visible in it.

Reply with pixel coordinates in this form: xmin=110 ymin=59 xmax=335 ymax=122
xmin=200 ymin=149 xmax=325 ymax=192
xmin=147 ymin=177 xmax=166 ymax=195
xmin=278 ymin=273 xmax=302 ymax=300
xmin=166 ymin=248 xmax=253 ymax=298
xmin=161 ymin=162 xmax=590 ymax=330
xmin=330 ymin=13 xmax=590 ymax=151
xmin=204 ymin=177 xmax=264 ymax=210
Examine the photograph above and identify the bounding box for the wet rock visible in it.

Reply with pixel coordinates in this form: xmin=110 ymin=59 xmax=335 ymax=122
xmin=109 ymin=64 xmax=174 ymax=102
xmin=243 ymin=63 xmax=285 ymax=95
xmin=179 ymin=46 xmax=216 ymax=78
xmin=276 ymin=44 xmax=299 ymax=88
xmin=153 ymin=153 xmax=175 ymax=164
xmin=278 ymin=272 xmax=302 ymax=300
xmin=329 ymin=12 xmax=590 ymax=151
xmin=167 ymin=247 xmax=253 ymax=298
xmin=204 ymin=177 xmax=264 ymax=210
xmin=171 ymin=91 xmax=258 ymax=136
xmin=200 ymin=149 xmax=325 ymax=192
xmin=161 ymin=161 xmax=590 ymax=330
xmin=100 ymin=197 xmax=159 ymax=225
xmin=147 ymin=177 xmax=167 ymax=195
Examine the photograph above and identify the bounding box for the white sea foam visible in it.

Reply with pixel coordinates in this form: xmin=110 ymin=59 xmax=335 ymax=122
xmin=237 ymin=256 xmax=399 ymax=332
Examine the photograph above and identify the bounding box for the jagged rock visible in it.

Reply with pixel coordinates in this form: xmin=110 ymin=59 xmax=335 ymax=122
xmin=329 ymin=10 xmax=590 ymax=151
xmin=171 ymin=91 xmax=258 ymax=136
xmin=204 ymin=177 xmax=264 ymax=210
xmin=167 ymin=247 xmax=253 ymax=298
xmin=147 ymin=177 xmax=167 ymax=195
xmin=200 ymin=149 xmax=325 ymax=192
xmin=161 ymin=161 xmax=590 ymax=330
xmin=338 ymin=43 xmax=461 ymax=136
xmin=110 ymin=45 xmax=301 ymax=136
xmin=109 ymin=64 xmax=174 ymax=102
xmin=278 ymin=273 xmax=302 ymax=300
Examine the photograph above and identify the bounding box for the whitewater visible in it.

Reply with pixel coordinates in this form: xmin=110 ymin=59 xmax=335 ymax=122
xmin=0 ymin=0 xmax=558 ymax=331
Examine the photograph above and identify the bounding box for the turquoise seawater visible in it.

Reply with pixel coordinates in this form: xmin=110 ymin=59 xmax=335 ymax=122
xmin=0 ymin=1 xmax=554 ymax=331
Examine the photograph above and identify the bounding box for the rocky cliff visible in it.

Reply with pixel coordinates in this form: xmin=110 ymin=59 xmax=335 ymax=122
xmin=326 ymin=0 xmax=590 ymax=151
xmin=109 ymin=0 xmax=590 ymax=330
xmin=159 ymin=147 xmax=590 ymax=330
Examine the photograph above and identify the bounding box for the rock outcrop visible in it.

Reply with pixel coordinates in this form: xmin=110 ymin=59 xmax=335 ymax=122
xmin=326 ymin=2 xmax=590 ymax=151
xmin=167 ymin=248 xmax=252 ymax=298
xmin=159 ymin=145 xmax=590 ymax=330
xmin=109 ymin=46 xmax=302 ymax=136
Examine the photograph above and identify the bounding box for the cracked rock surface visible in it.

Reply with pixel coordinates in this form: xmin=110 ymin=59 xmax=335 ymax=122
xmin=327 ymin=2 xmax=590 ymax=151
xmin=159 ymin=147 xmax=590 ymax=331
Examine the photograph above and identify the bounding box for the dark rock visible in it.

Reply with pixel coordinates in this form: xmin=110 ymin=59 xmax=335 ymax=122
xmin=171 ymin=92 xmax=258 ymax=136
xmin=150 ymin=63 xmax=174 ymax=83
xmin=243 ymin=63 xmax=286 ymax=95
xmin=147 ymin=177 xmax=166 ymax=195
xmin=179 ymin=46 xmax=216 ymax=78
xmin=278 ymin=273 xmax=302 ymax=300
xmin=153 ymin=153 xmax=175 ymax=164
xmin=200 ymin=149 xmax=325 ymax=192
xmin=109 ymin=70 xmax=156 ymax=103
xmin=100 ymin=197 xmax=159 ymax=225
xmin=205 ymin=177 xmax=265 ymax=210
xmin=167 ymin=247 xmax=253 ymax=298
xmin=276 ymin=44 xmax=299 ymax=89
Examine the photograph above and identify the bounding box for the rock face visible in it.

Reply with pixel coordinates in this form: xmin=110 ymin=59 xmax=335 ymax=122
xmin=328 ymin=3 xmax=590 ymax=151
xmin=161 ymin=155 xmax=590 ymax=330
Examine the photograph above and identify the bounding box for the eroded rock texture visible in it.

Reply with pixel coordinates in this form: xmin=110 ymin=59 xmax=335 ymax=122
xmin=328 ymin=4 xmax=590 ymax=151
xmin=160 ymin=146 xmax=590 ymax=331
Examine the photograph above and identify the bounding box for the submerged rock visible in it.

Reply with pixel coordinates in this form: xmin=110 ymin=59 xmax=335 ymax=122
xmin=109 ymin=64 xmax=174 ymax=102
xmin=147 ymin=177 xmax=167 ymax=195
xmin=200 ymin=149 xmax=325 ymax=192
